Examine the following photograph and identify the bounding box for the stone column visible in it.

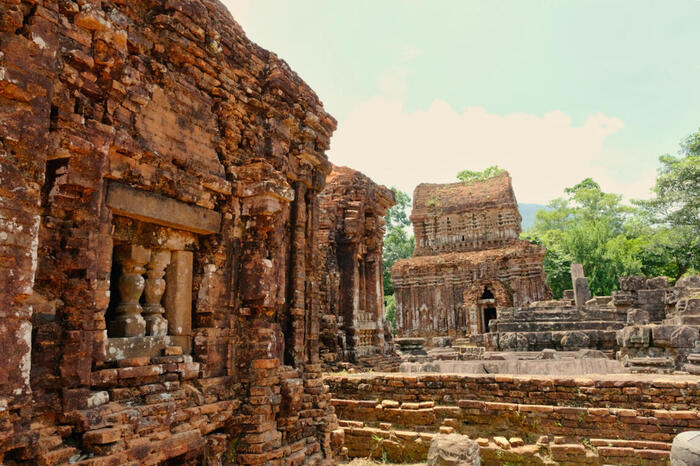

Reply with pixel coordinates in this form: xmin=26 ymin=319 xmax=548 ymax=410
xmin=164 ymin=250 xmax=193 ymax=336
xmin=111 ymin=245 xmax=150 ymax=337
xmin=571 ymin=263 xmax=591 ymax=308
xmin=288 ymin=182 xmax=307 ymax=367
xmin=143 ymin=249 xmax=171 ymax=336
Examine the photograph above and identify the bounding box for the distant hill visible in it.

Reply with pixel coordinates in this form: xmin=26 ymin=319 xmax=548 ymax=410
xmin=519 ymin=203 xmax=549 ymax=231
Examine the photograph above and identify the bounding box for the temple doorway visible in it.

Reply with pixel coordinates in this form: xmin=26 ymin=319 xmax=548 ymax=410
xmin=478 ymin=287 xmax=497 ymax=333
xmin=483 ymin=307 xmax=497 ymax=333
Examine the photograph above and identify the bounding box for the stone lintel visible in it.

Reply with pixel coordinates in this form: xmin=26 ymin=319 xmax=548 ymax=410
xmin=106 ymin=182 xmax=221 ymax=234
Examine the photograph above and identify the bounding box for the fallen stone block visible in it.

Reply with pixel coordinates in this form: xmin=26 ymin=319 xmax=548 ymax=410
xmin=427 ymin=433 xmax=480 ymax=465
xmin=671 ymin=431 xmax=700 ymax=466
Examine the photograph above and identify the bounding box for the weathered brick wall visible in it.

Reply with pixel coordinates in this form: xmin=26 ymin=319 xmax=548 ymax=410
xmin=318 ymin=166 xmax=395 ymax=365
xmin=0 ymin=0 xmax=58 ymax=428
xmin=333 ymin=398 xmax=700 ymax=444
xmin=327 ymin=373 xmax=700 ymax=464
xmin=325 ymin=373 xmax=700 ymax=410
xmin=392 ymin=242 xmax=550 ymax=338
xmin=0 ymin=1 xmax=341 ymax=464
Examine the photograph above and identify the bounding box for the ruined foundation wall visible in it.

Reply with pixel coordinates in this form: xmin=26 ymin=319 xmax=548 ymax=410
xmin=325 ymin=373 xmax=700 ymax=410
xmin=0 ymin=1 xmax=342 ymax=463
xmin=327 ymin=373 xmax=700 ymax=464
xmin=616 ymin=275 xmax=700 ymax=373
xmin=318 ymin=166 xmax=395 ymax=365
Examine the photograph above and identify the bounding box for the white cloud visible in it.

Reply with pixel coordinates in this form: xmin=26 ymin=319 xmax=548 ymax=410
xmin=327 ymin=96 xmax=654 ymax=204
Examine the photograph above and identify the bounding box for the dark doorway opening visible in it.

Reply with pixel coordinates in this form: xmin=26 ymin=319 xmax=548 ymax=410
xmin=483 ymin=307 xmax=497 ymax=333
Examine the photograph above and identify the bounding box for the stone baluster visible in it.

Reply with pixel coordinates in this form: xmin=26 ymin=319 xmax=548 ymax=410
xmin=143 ymin=249 xmax=171 ymax=336
xmin=111 ymin=244 xmax=151 ymax=337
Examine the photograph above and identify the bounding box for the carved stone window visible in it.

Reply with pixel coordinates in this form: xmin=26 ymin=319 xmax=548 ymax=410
xmin=104 ymin=182 xmax=221 ymax=360
xmin=109 ymin=244 xmax=191 ymax=339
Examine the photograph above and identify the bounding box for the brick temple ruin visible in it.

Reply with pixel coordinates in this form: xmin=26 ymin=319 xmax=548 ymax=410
xmin=391 ymin=172 xmax=551 ymax=339
xmin=317 ymin=166 xmax=398 ymax=370
xmin=0 ymin=1 xmax=345 ymax=463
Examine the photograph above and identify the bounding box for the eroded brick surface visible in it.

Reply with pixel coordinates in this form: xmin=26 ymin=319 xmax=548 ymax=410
xmin=318 ymin=166 xmax=400 ymax=371
xmin=391 ymin=172 xmax=551 ymax=339
xmin=0 ymin=1 xmax=340 ymax=463
xmin=326 ymin=372 xmax=700 ymax=465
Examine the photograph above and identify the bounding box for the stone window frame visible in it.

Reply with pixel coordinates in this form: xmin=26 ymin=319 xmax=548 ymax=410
xmin=103 ymin=182 xmax=221 ymax=361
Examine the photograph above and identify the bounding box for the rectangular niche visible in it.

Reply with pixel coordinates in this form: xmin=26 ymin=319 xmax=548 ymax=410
xmin=104 ymin=183 xmax=221 ymax=361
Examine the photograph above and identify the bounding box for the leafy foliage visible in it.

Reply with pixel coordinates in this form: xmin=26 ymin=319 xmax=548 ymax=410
xmin=524 ymin=178 xmax=640 ymax=297
xmin=456 ymin=165 xmax=505 ymax=184
xmin=382 ymin=188 xmax=414 ymax=330
xmin=633 ymin=128 xmax=700 ymax=278
xmin=525 ymin=128 xmax=700 ymax=297
xmin=384 ymin=294 xmax=397 ymax=336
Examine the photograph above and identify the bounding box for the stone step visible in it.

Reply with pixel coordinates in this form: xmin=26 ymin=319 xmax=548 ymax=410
xmin=663 ymin=316 xmax=700 ymax=325
xmin=508 ymin=310 xmax=580 ymax=321
xmin=628 ymin=357 xmax=675 ymax=367
xmin=590 ymin=438 xmax=672 ymax=451
xmin=684 ymin=363 xmax=700 ymax=375
xmin=507 ymin=310 xmax=625 ymax=323
xmin=492 ymin=329 xmax=619 ymax=351
xmin=628 ymin=357 xmax=676 ymax=373
xmin=496 ymin=320 xmax=625 ymax=333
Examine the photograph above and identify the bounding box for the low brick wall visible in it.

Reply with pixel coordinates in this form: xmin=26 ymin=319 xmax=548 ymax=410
xmin=333 ymin=398 xmax=699 ymax=444
xmin=326 ymin=373 xmax=700 ymax=464
xmin=326 ymin=373 xmax=700 ymax=410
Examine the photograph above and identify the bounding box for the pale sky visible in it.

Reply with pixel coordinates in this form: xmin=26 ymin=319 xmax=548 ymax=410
xmin=222 ymin=0 xmax=700 ymax=204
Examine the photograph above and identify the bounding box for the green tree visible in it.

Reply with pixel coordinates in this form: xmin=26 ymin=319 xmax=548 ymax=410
xmin=456 ymin=165 xmax=505 ymax=184
xmin=382 ymin=188 xmax=414 ymax=329
xmin=634 ymin=128 xmax=700 ymax=278
xmin=525 ymin=178 xmax=641 ymax=297
xmin=384 ymin=294 xmax=397 ymax=336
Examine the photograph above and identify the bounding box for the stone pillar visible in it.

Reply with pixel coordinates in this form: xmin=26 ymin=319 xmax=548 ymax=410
xmin=571 ymin=263 xmax=591 ymax=308
xmin=338 ymin=242 xmax=359 ymax=361
xmin=164 ymin=250 xmax=193 ymax=336
xmin=143 ymin=249 xmax=171 ymax=336
xmin=367 ymin=257 xmax=385 ymax=352
xmin=288 ymin=182 xmax=307 ymax=366
xmin=306 ymin=190 xmax=321 ymax=364
xmin=111 ymin=245 xmax=150 ymax=337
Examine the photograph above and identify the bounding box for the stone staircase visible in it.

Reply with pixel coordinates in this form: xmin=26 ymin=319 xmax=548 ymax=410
xmin=488 ymin=302 xmax=628 ymax=351
xmin=628 ymin=356 xmax=676 ymax=374
xmin=683 ymin=344 xmax=700 ymax=375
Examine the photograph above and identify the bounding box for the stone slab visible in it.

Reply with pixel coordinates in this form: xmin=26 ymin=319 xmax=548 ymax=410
xmin=105 ymin=335 xmax=191 ymax=361
xmin=106 ymin=182 xmax=221 ymax=234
